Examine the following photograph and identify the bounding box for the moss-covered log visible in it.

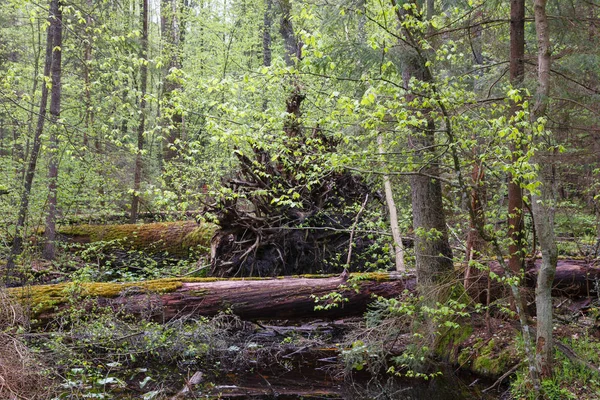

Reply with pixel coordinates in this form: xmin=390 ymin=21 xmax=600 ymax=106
xmin=10 ymin=260 xmax=598 ymax=324
xmin=56 ymin=221 xmax=216 ymax=257
xmin=467 ymin=258 xmax=600 ymax=302
xmin=9 ymin=273 xmax=414 ymax=323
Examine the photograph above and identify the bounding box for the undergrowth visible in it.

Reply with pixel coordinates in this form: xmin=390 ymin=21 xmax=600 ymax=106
xmin=511 ymin=334 xmax=600 ymax=400
xmin=0 ymin=288 xmax=53 ymax=399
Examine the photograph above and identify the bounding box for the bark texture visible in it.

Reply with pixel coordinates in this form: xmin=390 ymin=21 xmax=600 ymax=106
xmin=130 ymin=0 xmax=149 ymax=223
xmin=43 ymin=0 xmax=63 ymax=260
xmin=391 ymin=0 xmax=454 ymax=296
xmin=11 ymin=273 xmax=415 ymax=323
xmin=5 ymin=0 xmax=61 ymax=282
xmin=12 ymin=262 xmax=599 ymax=325
xmin=507 ymin=0 xmax=526 ymax=276
xmin=378 ymin=136 xmax=405 ymax=272
xmin=532 ymin=0 xmax=557 ymax=378
xmin=56 ymin=221 xmax=215 ymax=257
xmin=161 ymin=0 xmax=184 ymax=163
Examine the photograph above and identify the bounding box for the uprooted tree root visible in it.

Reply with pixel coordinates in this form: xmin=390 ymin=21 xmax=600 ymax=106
xmin=0 ymin=290 xmax=53 ymax=400
xmin=210 ymin=141 xmax=384 ymax=277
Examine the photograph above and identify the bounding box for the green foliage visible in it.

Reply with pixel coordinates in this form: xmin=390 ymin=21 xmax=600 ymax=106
xmin=341 ymin=289 xmax=474 ymax=380
xmin=511 ymin=335 xmax=600 ymax=400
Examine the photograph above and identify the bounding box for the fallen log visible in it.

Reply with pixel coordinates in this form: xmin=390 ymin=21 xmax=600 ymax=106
xmin=9 ymin=273 xmax=415 ymax=324
xmin=527 ymin=259 xmax=600 ymax=298
xmin=467 ymin=258 xmax=600 ymax=302
xmin=56 ymin=221 xmax=216 ymax=257
xmin=9 ymin=260 xmax=600 ymax=324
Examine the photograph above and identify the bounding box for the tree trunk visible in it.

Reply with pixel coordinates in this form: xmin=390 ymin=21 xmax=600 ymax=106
xmin=43 ymin=0 xmax=63 ymax=260
xmin=391 ymin=0 xmax=454 ymax=298
xmin=11 ymin=273 xmax=415 ymax=323
xmin=161 ymin=0 xmax=183 ymax=163
xmin=277 ymin=0 xmax=303 ymax=139
xmin=378 ymin=136 xmax=405 ymax=272
xmin=56 ymin=221 xmax=215 ymax=257
xmin=507 ymin=0 xmax=526 ymax=276
xmin=84 ymin=0 xmax=93 ymax=148
xmin=130 ymin=0 xmax=149 ymax=223
xmin=263 ymin=0 xmax=272 ymax=68
xmin=464 ymin=162 xmax=486 ymax=288
xmin=5 ymin=0 xmax=61 ymax=283
xmin=531 ymin=0 xmax=556 ymax=378
xmin=12 ymin=262 xmax=598 ymax=325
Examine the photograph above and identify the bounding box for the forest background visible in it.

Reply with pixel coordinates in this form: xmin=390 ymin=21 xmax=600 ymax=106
xmin=1 ymin=0 xmax=600 ymax=399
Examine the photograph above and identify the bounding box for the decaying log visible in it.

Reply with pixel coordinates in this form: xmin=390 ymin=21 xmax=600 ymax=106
xmin=9 ymin=273 xmax=415 ymax=324
xmin=10 ymin=260 xmax=600 ymax=325
xmin=56 ymin=221 xmax=216 ymax=257
xmin=467 ymin=259 xmax=600 ymax=302
xmin=527 ymin=259 xmax=600 ymax=298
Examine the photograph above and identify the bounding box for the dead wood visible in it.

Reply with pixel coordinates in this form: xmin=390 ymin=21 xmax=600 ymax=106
xmin=12 ymin=273 xmax=415 ymax=324
xmin=210 ymin=134 xmax=383 ymax=277
xmin=56 ymin=221 xmax=215 ymax=257
xmin=467 ymin=258 xmax=600 ymax=303
xmin=12 ymin=260 xmax=599 ymax=325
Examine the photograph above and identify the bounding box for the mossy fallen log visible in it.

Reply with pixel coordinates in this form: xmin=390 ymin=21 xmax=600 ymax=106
xmin=9 ymin=273 xmax=415 ymax=324
xmin=10 ymin=260 xmax=598 ymax=325
xmin=56 ymin=221 xmax=216 ymax=257
xmin=467 ymin=259 xmax=600 ymax=302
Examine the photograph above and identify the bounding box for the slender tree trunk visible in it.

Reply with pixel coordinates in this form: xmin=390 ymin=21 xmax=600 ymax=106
xmin=161 ymin=0 xmax=183 ymax=163
xmin=263 ymin=0 xmax=272 ymax=68
xmin=277 ymin=0 xmax=303 ymax=139
xmin=130 ymin=0 xmax=149 ymax=224
xmin=277 ymin=0 xmax=299 ymax=68
xmin=531 ymin=0 xmax=556 ymax=379
xmin=464 ymin=162 xmax=486 ymax=288
xmin=507 ymin=0 xmax=542 ymax=393
xmin=84 ymin=0 xmax=94 ymax=148
xmin=378 ymin=136 xmax=405 ymax=272
xmin=508 ymin=0 xmax=526 ymax=276
xmin=43 ymin=0 xmax=63 ymax=260
xmin=5 ymin=0 xmax=61 ymax=282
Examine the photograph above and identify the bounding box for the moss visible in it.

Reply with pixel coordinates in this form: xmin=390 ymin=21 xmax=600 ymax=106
xmin=57 ymin=222 xmax=217 ymax=257
xmin=435 ymin=321 xmax=473 ymax=363
xmin=8 ymin=274 xmax=362 ymax=316
xmin=462 ymin=338 xmax=514 ymax=378
xmin=8 ymin=278 xmax=193 ymax=316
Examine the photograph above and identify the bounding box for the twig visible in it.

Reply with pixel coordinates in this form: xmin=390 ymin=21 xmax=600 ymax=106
xmin=346 ymin=194 xmax=369 ymax=268
xmin=482 ymin=363 xmax=521 ymax=393
xmin=177 ymin=264 xmax=209 ymax=277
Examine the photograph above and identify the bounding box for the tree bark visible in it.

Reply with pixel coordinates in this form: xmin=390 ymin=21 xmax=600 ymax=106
xmin=43 ymin=0 xmax=63 ymax=260
xmin=531 ymin=0 xmax=556 ymax=378
xmin=12 ymin=273 xmax=415 ymax=323
xmin=378 ymin=136 xmax=405 ymax=272
xmin=5 ymin=0 xmax=61 ymax=283
xmin=391 ymin=0 xmax=454 ymax=298
xmin=130 ymin=0 xmax=149 ymax=223
xmin=12 ymin=262 xmax=599 ymax=325
xmin=161 ymin=0 xmax=183 ymax=163
xmin=507 ymin=0 xmax=526 ymax=276
xmin=56 ymin=221 xmax=215 ymax=257
xmin=263 ymin=0 xmax=272 ymax=68
xmin=84 ymin=0 xmax=93 ymax=149
xmin=507 ymin=0 xmax=541 ymax=392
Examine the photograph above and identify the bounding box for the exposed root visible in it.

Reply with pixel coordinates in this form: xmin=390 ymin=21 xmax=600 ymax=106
xmin=210 ymin=142 xmax=381 ymax=277
xmin=0 ymin=289 xmax=52 ymax=400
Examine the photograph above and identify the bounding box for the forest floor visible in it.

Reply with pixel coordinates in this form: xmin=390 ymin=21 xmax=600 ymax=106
xmin=1 ymin=223 xmax=600 ymax=399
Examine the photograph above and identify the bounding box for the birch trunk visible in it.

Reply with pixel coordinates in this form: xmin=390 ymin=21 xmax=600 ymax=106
xmin=377 ymin=136 xmax=405 ymax=272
